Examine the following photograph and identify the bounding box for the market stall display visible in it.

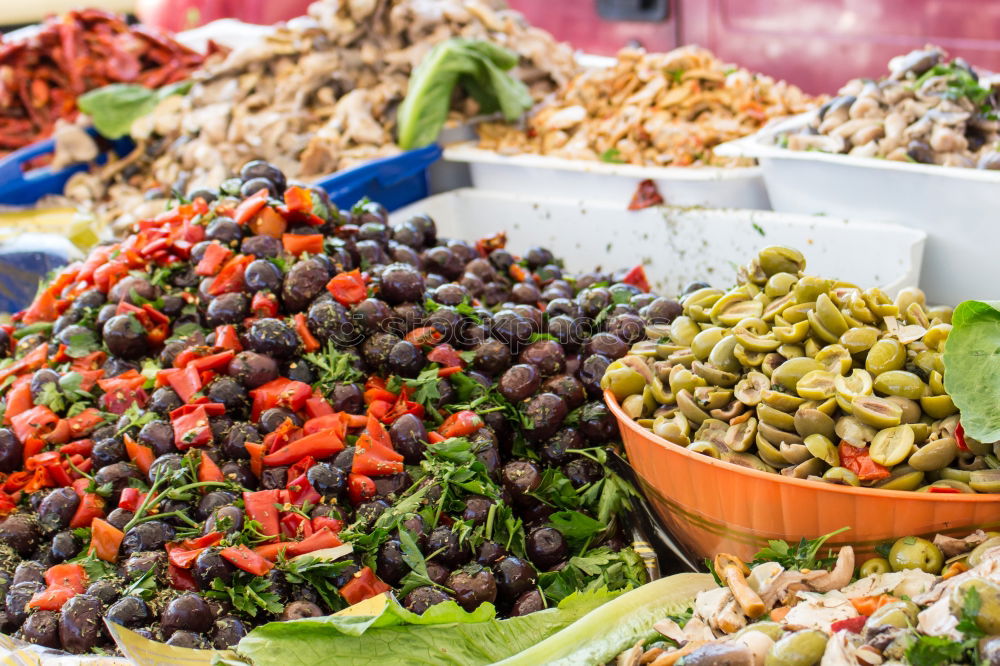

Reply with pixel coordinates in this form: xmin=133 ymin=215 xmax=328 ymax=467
xmin=0 ymin=10 xmax=211 ymax=156
xmin=617 ymin=531 xmax=1000 ymax=665
xmin=0 ymin=160 xmax=659 ymax=654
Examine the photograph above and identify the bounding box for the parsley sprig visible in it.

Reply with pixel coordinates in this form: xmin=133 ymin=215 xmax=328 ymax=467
xmin=751 ymin=527 xmax=850 ymax=570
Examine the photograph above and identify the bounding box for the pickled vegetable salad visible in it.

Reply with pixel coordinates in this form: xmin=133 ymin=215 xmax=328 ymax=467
xmin=620 ymin=532 xmax=1000 ymax=665
xmin=0 ymin=161 xmax=652 ymax=653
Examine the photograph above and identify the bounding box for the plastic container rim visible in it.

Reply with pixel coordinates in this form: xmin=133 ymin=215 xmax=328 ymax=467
xmin=605 ymin=389 xmax=995 ymax=504
xmin=714 ymin=112 xmax=1000 ymax=184
xmin=443 ymin=143 xmax=764 ymax=181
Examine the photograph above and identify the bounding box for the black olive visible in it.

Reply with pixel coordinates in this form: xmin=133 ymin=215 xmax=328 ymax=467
xmin=403 ymin=586 xmax=452 ymax=615
xmin=6 ymin=581 xmax=43 ymax=627
xmin=37 ymin=487 xmax=80 ymax=533
xmin=206 ymin=292 xmax=248 ymax=326
xmin=95 ymin=461 xmax=142 ymax=505
xmin=205 ymin=506 xmax=244 ymax=536
xmin=193 ymin=548 xmax=236 ymax=589
xmin=12 ymin=561 xmax=45 ymax=585
xmin=606 ymin=313 xmax=645 ymax=345
xmin=362 ymin=333 xmax=401 ymax=373
xmin=332 ymin=446 xmax=354 ymax=473
xmin=221 ymin=461 xmax=256 ymax=490
xmin=166 ymin=630 xmax=210 ymax=649
xmin=280 ymin=600 xmax=323 ymax=621
xmin=391 ymin=221 xmax=424 ymax=248
xmin=388 ymin=413 xmax=427 ymax=464
xmin=542 ymin=374 xmax=586 ymax=410
xmin=308 ymin=300 xmax=356 ymax=346
xmin=511 ymin=282 xmax=541 ymax=305
xmin=448 ymin=566 xmax=497 ymax=612
xmin=510 ymin=589 xmax=545 ymax=616
xmin=138 ymin=420 xmax=176 ymax=457
xmin=205 ymin=217 xmax=241 ymax=245
xmin=522 ymin=392 xmax=567 ymax=442
xmin=425 ymin=561 xmax=450 ymax=586
xmin=160 ymin=592 xmax=213 ymax=637
xmin=212 ymin=616 xmax=248 ymax=649
xmin=493 ymin=556 xmax=538 ymax=605
xmin=540 ymin=427 xmax=583 ymax=466
xmin=582 ymin=333 xmax=627 ymax=360
xmin=578 ymin=401 xmax=617 ymax=443
xmin=102 ymin=315 xmax=148 ymax=359
xmin=86 ymin=578 xmax=120 ymax=606
xmin=240 ymin=160 xmax=287 ymax=191
xmin=460 ymin=496 xmax=494 ymax=525
xmin=240 ymin=177 xmax=277 ymax=199
xmin=59 ymin=594 xmax=104 ymax=653
xmin=221 ymin=422 xmax=260 ymax=460
xmin=247 ymin=318 xmax=299 ymax=359
xmin=470 ymin=435 xmax=501 ymax=480
xmin=106 ymin=596 xmax=150 ymax=628
xmin=197 ymin=491 xmax=237 ymax=521
xmin=355 ymin=499 xmax=390 ymax=527
xmin=472 ymin=338 xmax=511 ymax=375
xmin=259 ymin=407 xmax=302 ymax=433
xmin=148 ymin=387 xmax=183 ymax=415
xmin=427 ymin=526 xmax=469 ymax=568
xmin=0 ymin=429 xmax=22 ymax=473
xmin=306 ymin=463 xmax=346 ymax=499
xmin=241 ymin=234 xmax=281 ymax=258
xmin=526 ymin=527 xmax=569 ymax=570
xmin=329 ymin=382 xmax=364 ymax=413
xmin=0 ymin=514 xmax=41 ymax=557
xmin=105 ymin=509 xmax=134 ymax=532
xmin=206 ymin=377 xmax=248 ymax=415
xmin=578 ymin=353 xmax=612 ymax=399
xmin=50 ymin=531 xmax=82 ymax=562
xmin=563 ymin=457 xmax=603 ymax=488
xmin=376 ymin=539 xmax=410 ymax=585
xmin=501 ymin=461 xmax=542 ymax=507
xmin=519 ymin=340 xmax=565 ymax=376
xmin=373 ymin=472 xmax=410 ymax=498
xmin=498 ymin=364 xmax=541 ymax=402
xmin=244 ymin=259 xmax=283 ymax=293
xmin=29 ymin=368 xmax=60 ymax=402
xmin=388 ymin=340 xmax=424 ymax=378
xmin=351 ymin=298 xmax=392 ymax=334
xmin=122 ymin=521 xmax=175 ymax=556
xmin=122 ymin=552 xmax=165 ymax=582
xmin=109 ymin=276 xmax=158 ymax=304
xmin=477 ymin=541 xmax=508 ymax=567
xmin=261 ymin=466 xmax=289 ymax=490
xmin=21 ymin=609 xmax=60 ymax=648
xmin=227 ymin=351 xmax=280 ymax=389
xmin=283 ymin=258 xmax=330 ymax=313
xmin=491 ymin=310 xmax=533 ymax=352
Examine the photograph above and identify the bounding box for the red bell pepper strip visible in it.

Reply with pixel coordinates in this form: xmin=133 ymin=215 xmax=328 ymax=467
xmin=28 ymin=586 xmax=78 ymax=611
xmin=89 ymin=518 xmax=124 ymax=563
xmin=427 ymin=432 xmax=446 ymax=444
xmin=165 ymin=365 xmax=202 ymax=403
xmin=380 ymin=394 xmax=424 ymax=424
xmin=830 ymin=616 xmax=868 ymax=634
xmin=195 ymin=243 xmax=233 ymax=276
xmin=221 ymin=545 xmax=274 ymax=575
xmin=214 ymin=325 xmax=242 ymax=352
xmin=285 ymin=473 xmax=321 ymax=507
xmin=955 ymin=422 xmax=970 ymax=452
xmin=207 ymin=255 xmax=255 ymax=297
xmin=118 ymin=487 xmax=146 ymax=512
xmin=198 ymin=452 xmax=224 ymax=483
xmin=281 ymin=512 xmax=314 ymax=540
xmin=427 ymin=344 xmax=463 ymax=368
xmin=404 ymin=326 xmax=443 ymax=347
xmin=124 ymin=435 xmax=155 ymax=476
xmin=366 ymin=415 xmax=392 ymax=449
xmin=234 ymin=188 xmax=269 ymax=225
xmin=282 ymin=186 xmax=313 ymax=213
xmin=246 ymin=441 xmax=265 ymax=480
xmin=304 ymin=395 xmax=334 ymax=419
xmin=0 ymin=343 xmax=48 ymax=386
xmin=312 ymin=515 xmax=344 ymax=534
xmin=352 ymin=435 xmax=404 ymax=477
xmin=4 ymin=382 xmax=32 ymax=426
xmin=243 ymin=490 xmax=281 ymax=539
xmin=11 ymin=406 xmax=59 ymax=445
xmin=251 ymin=292 xmax=279 ymax=318
xmin=303 ymin=414 xmax=348 ymax=437
xmin=170 ymin=405 xmax=215 ymax=450
xmin=326 ymin=269 xmax=367 ymax=306
xmin=283 ymin=234 xmax=325 ymax=256
xmin=294 ymin=313 xmax=320 ymax=353
xmin=43 ymin=563 xmax=87 ymax=593
xmin=621 ymin=264 xmax=651 ymax=293
xmin=187 ymin=350 xmax=236 ymax=373
xmin=286 ymin=527 xmax=342 ymax=557
xmin=65 ymin=409 xmax=104 ymax=438
xmin=287 ymin=456 xmax=316 ymax=481
xmin=250 ymin=378 xmax=312 ymax=422
xmin=168 ymin=562 xmax=199 ymax=591
xmin=839 ymin=441 xmax=891 ymax=482
xmin=263 ymin=428 xmax=345 ymax=467
xmin=929 ymin=485 xmax=961 ymax=494
xmin=59 ymin=439 xmax=94 ymax=457
xmin=71 ymin=351 xmax=106 ymax=373
xmin=348 ymin=473 xmax=377 ymax=505
xmin=68 ymin=490 xmax=105 ymax=529
xmin=167 ymin=544 xmax=209 ymax=569
xmin=437 ymin=410 xmax=483 ymax=438
xmin=339 ymin=566 xmax=391 ymax=605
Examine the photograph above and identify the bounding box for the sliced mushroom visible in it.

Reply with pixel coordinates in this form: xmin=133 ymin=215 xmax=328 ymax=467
xmin=808 ymin=546 xmax=856 ymax=592
xmin=715 ymin=553 xmax=766 ymax=618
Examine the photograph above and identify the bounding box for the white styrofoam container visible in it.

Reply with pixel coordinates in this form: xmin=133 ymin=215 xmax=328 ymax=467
xmin=392 ymin=188 xmax=925 ymax=297
xmin=442 ymin=143 xmax=771 ymax=210
xmin=715 ymin=113 xmax=1000 ymax=305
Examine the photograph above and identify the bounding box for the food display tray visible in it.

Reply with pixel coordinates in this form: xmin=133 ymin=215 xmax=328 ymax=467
xmin=442 ymin=143 xmax=771 ymax=211
xmin=715 ymin=113 xmax=1000 ymax=305
xmin=392 ymin=188 xmax=925 ymax=297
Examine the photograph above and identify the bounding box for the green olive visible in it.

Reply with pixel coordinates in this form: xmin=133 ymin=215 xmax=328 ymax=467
xmin=691 ymin=327 xmax=726 ymax=361
xmin=950 ymin=578 xmax=1000 ymax=634
xmin=834 ymin=369 xmax=874 ymax=413
xmin=918 ymin=480 xmax=975 ymax=494
xmin=725 ymin=417 xmax=757 ymax=453
xmin=823 ymin=466 xmax=860 ymax=486
xmin=888 ymin=536 xmax=944 ymax=574
xmin=669 ymin=365 xmax=706 ymax=397
xmin=765 ymin=272 xmax=799 ymax=298
xmin=761 ymin=390 xmax=806 ymax=413
xmin=804 ymin=433 xmax=839 ymax=466
xmin=922 ymin=323 xmax=952 ymax=352
xmin=758 ymin=246 xmax=805 ymax=277
xmin=814 ymin=293 xmax=849 ymax=336
xmin=885 ymin=396 xmax=922 ymax=425
xmin=600 ymin=361 xmax=648 ymax=400
xmin=839 ymin=326 xmax=880 ymax=354
xmin=968 ymin=537 xmax=1000 ymax=567
xmin=927 ymin=370 xmax=946 ymax=396
xmin=669 ymin=316 xmax=701 ymax=347
xmin=687 ymin=441 xmax=721 ymax=458
xmin=894 ymin=286 xmax=926 ymax=313
xmin=875 ymin=466 xmax=924 ymax=491
xmin=851 ymin=395 xmax=903 ymax=428
xmin=796 ymin=369 xmax=837 ymax=401
xmin=793 ymin=276 xmax=834 ymax=303
xmin=866 ymin=600 xmax=919 ymax=630
xmin=782 ymin=302 xmax=815 ymax=325
xmin=739 ymin=621 xmax=784 ymax=641
xmin=970 ymin=469 xmax=1000 ymax=493
xmin=772 ymin=320 xmax=810 ymax=344
xmin=757 ymin=403 xmax=797 ymax=430
xmin=793 ymin=408 xmax=837 ymax=439
xmin=872 ymin=370 xmax=927 ymax=400
xmin=865 ymin=338 xmax=906 ymax=376
xmin=765 ymin=629 xmax=827 ymax=666
xmin=940 ymin=467 xmax=973 ymax=483
xmin=771 ymin=357 xmax=823 ymax=392
xmin=869 ymin=425 xmax=915 ymax=466
xmin=859 ymin=557 xmax=891 ymax=577
xmin=908 ymin=437 xmax=958 ymax=472
xmin=724 ymin=452 xmax=776 ymax=473
xmin=734 ymin=372 xmax=769 ymax=406
xmin=834 ymin=415 xmax=876 ymax=447
xmin=921 ymin=394 xmax=958 ymax=419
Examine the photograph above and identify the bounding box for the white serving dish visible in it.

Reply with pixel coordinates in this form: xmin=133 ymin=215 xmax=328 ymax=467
xmin=392 ymin=188 xmax=925 ymax=297
xmin=715 ymin=113 xmax=1000 ymax=305
xmin=442 ymin=143 xmax=771 ymax=211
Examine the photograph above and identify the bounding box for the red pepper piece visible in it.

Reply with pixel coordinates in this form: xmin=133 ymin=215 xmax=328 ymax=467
xmin=170 ymin=405 xmax=214 ymax=450
xmin=326 ymin=269 xmax=367 ymax=306
xmin=28 ymin=586 xmax=78 ymax=611
xmin=280 ymin=512 xmax=314 ymax=540
xmin=366 ymin=415 xmax=392 ymax=449
xmin=282 ymin=185 xmax=313 ymax=213
xmin=11 ymin=406 xmax=60 ymax=445
xmin=404 ymin=326 xmax=443 ymax=347
xmin=303 ymin=414 xmax=349 ymax=437
xmin=250 ymin=378 xmax=312 ymax=422
xmin=352 ymin=433 xmax=403 ymax=477
xmin=214 ymin=325 xmax=242 ymax=352
xmin=437 ymin=410 xmax=484 ymax=438
xmin=58 ymin=439 xmax=94 ymax=457
xmin=304 ymin=395 xmax=334 ymax=419
xmin=207 ymin=255 xmax=254 ymax=297
xmin=221 ymin=545 xmax=274 ymax=575
xmin=263 ymin=428 xmax=345 ymax=467
xmin=628 ymin=179 xmax=664 ymax=210
xmin=4 ymin=382 xmax=32 ymax=426
xmin=348 ymin=473 xmax=377 ymax=505
xmin=283 ymin=234 xmax=324 ymax=256
xmin=831 ymin=616 xmax=867 ymax=634
xmin=250 ymin=291 xmax=279 ymax=318
xmin=838 ymin=441 xmax=891 ymax=482
xmin=195 ymin=243 xmax=233 ymax=276
xmin=427 ymin=344 xmax=463 ymax=368
xmin=198 ymin=452 xmax=224 ymax=483
xmin=44 ymin=563 xmax=87 ymax=593
xmin=243 ymin=490 xmax=281 ymax=539
xmin=166 ymin=365 xmax=202 ymax=403
xmin=234 ymin=189 xmax=269 ymax=225
xmin=312 ymin=515 xmax=344 ymax=534
xmin=68 ymin=490 xmax=105 ymax=529
xmin=286 ymin=527 xmax=342 ymax=557
xmin=621 ymin=264 xmax=651 ymax=293
xmin=118 ymin=487 xmax=146 ymax=512
xmin=89 ymin=518 xmax=124 ymax=563
xmin=246 ymin=440 xmax=265 ymax=480
xmin=339 ymin=566 xmax=391 ymax=605
xmin=64 ymin=408 xmax=104 ymax=438
xmin=294 ymin=313 xmax=320 ymax=353
xmin=124 ymin=434 xmax=155 ymax=476
xmin=285 ymin=473 xmax=321 ymax=507
xmin=955 ymin=422 xmax=969 ymax=452
xmin=168 ymin=562 xmax=199 ymax=591
xmin=187 ymin=350 xmax=236 ymax=373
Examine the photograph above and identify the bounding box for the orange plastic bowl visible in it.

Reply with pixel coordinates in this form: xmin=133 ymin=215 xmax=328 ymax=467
xmin=606 ymin=390 xmax=1000 ymax=562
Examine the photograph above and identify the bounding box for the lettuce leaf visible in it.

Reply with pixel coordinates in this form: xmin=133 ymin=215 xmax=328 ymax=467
xmin=237 ymin=588 xmax=620 ymax=666
xmin=942 ymin=300 xmax=1000 ymax=441
xmin=397 ymin=38 xmax=532 ymax=150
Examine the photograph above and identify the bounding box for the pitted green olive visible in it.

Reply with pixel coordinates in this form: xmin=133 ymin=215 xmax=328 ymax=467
xmin=839 ymin=326 xmax=880 ymax=354
xmin=920 ymin=394 xmax=957 ymax=419
xmin=653 ymin=414 xmax=690 ymax=445
xmin=922 ymin=323 xmax=952 ymax=351
xmin=796 ymin=369 xmax=837 ymax=400
xmin=782 ymin=302 xmax=815 ymax=324
xmin=865 ymin=339 xmax=906 ymax=376
xmin=834 ymin=415 xmax=877 ymax=446
xmin=600 ymin=361 xmax=647 ymax=400
xmin=814 ymin=293 xmax=849 ymax=336
xmin=725 ymin=417 xmax=757 ymax=453
xmin=677 ymin=389 xmax=710 ymax=426
xmin=834 ymin=369 xmax=873 ymax=412
xmin=734 ymin=326 xmax=782 ymax=352
xmin=691 ymin=327 xmax=726 ymax=361
xmin=734 ymin=344 xmax=766 ymax=367
xmin=757 ymin=403 xmax=797 ymax=431
xmin=756 ymin=433 xmax=792 ymax=468
xmin=779 ymin=442 xmax=812 ymax=465
xmin=918 ymin=480 xmax=975 ymax=493
xmin=765 ymin=272 xmax=798 ymax=298
xmin=873 ymin=370 xmax=927 ymax=400
xmin=734 ymin=372 xmax=769 ymax=406
xmin=761 ymin=353 xmax=785 ymax=377
xmin=793 ymin=276 xmax=834 ymax=304
xmin=859 ymin=557 xmax=891 ymax=577
xmin=908 ymin=437 xmax=957 ymax=471
xmin=851 ymin=395 xmax=903 ymax=428
xmin=794 ymin=408 xmax=836 ymax=439
xmin=968 ymin=537 xmax=1000 ymax=567
xmin=870 ymin=425 xmax=915 ymax=467
xmin=875 ymin=465 xmax=924 ymax=491
xmin=771 ymin=357 xmax=823 ymax=392
xmin=761 ymin=390 xmax=806 ymax=413
xmin=889 ymin=536 xmax=944 ymax=574
xmin=950 ymin=578 xmax=1000 ymax=634
xmin=707 ymin=334 xmax=742 ymax=373
xmin=823 ymin=466 xmax=860 ymax=486
xmin=786 ymin=457 xmax=826 ymax=479
xmin=928 ymin=370 xmax=946 ymax=396
xmin=758 ymin=246 xmax=805 ymax=277
xmin=906 ymin=301 xmax=930 ymax=328
xmin=687 ymin=441 xmax=721 ymax=458
xmin=866 ymin=601 xmax=919 ymax=630
xmin=804 ymin=434 xmax=839 ymax=466
xmin=777 ymin=343 xmax=804 ymax=360
xmin=758 ymin=421 xmax=803 ymax=446
xmin=772 ymin=320 xmax=810 ymax=344
xmin=764 ymin=629 xmax=827 ymax=666
xmin=725 ymin=452 xmax=776 ymax=473
xmin=621 ymin=394 xmax=646 ymax=418
xmin=885 ymin=396 xmax=922 ymax=424
xmin=970 ymin=470 xmax=1000 ymax=493
xmin=691 ymin=361 xmax=740 ymax=387
xmin=669 ymin=365 xmax=706 ymax=397
xmin=669 ymin=316 xmax=701 ymax=347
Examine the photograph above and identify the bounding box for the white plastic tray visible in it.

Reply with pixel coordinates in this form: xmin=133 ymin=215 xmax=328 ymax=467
xmin=442 ymin=143 xmax=771 ymax=211
xmin=392 ymin=188 xmax=925 ymax=297
xmin=715 ymin=113 xmax=1000 ymax=305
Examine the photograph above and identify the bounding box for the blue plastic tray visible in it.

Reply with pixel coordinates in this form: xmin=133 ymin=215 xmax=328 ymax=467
xmin=0 ymin=130 xmax=135 ymax=206
xmin=314 ymin=144 xmax=442 ymax=212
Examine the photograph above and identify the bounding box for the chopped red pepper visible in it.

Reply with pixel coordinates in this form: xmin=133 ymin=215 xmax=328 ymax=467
xmin=404 ymin=326 xmax=443 ymax=347
xmin=304 ymin=395 xmax=334 ymax=419
xmin=4 ymin=382 xmax=32 ymax=426
xmin=11 ymin=406 xmax=59 ymax=445
xmin=427 ymin=344 xmax=463 ymax=368
xmin=44 ymin=563 xmax=87 ymax=593
xmin=198 ymin=452 xmax=224 ymax=483
xmin=163 ymin=365 xmax=202 ymax=403
xmin=214 ymin=325 xmax=242 ymax=352
xmin=65 ymin=409 xmax=104 ymax=438
xmin=285 ymin=473 xmax=321 ymax=507
xmin=339 ymin=566 xmax=391 ymax=605
xmin=124 ymin=434 xmax=155 ymax=476
xmin=221 ymin=545 xmax=275 ymax=575
xmin=326 ymin=269 xmax=367 ymax=306
xmin=303 ymin=413 xmax=349 ymax=437
xmin=186 ymin=350 xmax=236 ymax=373
xmin=621 ymin=264 xmax=651 ymax=293
xmin=955 ymin=422 xmax=969 ymax=452
xmin=839 ymin=441 xmax=891 ymax=482
xmin=263 ymin=428 xmax=345 ymax=467
xmin=251 ymin=292 xmax=279 ymax=318
xmin=89 ymin=518 xmax=124 ymax=563
xmin=250 ymin=378 xmax=312 ymax=421
xmin=68 ymin=489 xmax=105 ymax=529
xmin=348 ymin=473 xmax=377 ymax=505
xmin=437 ymin=410 xmax=483 ymax=438
xmin=282 ymin=185 xmax=314 ymax=214
xmin=283 ymin=234 xmax=325 ymax=256
xmin=234 ymin=188 xmax=269 ymax=225
xmin=168 ymin=562 xmax=199 ymax=591
xmin=118 ymin=487 xmax=146 ymax=512
xmin=628 ymin=179 xmax=664 ymax=210
xmin=195 ymin=243 xmax=233 ymax=276
xmin=294 ymin=313 xmax=320 ymax=353
xmin=170 ymin=404 xmax=222 ymax=450
xmin=207 ymin=255 xmax=254 ymax=297
xmin=830 ymin=616 xmax=867 ymax=634
xmin=243 ymin=490 xmax=281 ymax=539
xmin=352 ymin=433 xmax=403 ymax=477
xmin=286 ymin=527 xmax=342 ymax=557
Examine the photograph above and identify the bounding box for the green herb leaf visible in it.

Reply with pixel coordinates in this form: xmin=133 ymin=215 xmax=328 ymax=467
xmin=547 ymin=511 xmax=605 ymax=551
xmin=279 ymin=555 xmax=351 ymax=612
xmin=78 ymin=81 xmax=193 ymax=139
xmin=599 ymin=148 xmax=625 ymax=164
xmin=206 ymin=574 xmax=283 ymax=618
xmin=751 ymin=527 xmax=850 ymax=570
xmin=943 ymin=300 xmax=1000 ymax=442
xmin=304 ymin=342 xmax=366 ymax=390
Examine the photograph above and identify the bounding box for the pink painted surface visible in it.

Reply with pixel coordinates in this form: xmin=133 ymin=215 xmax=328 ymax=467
xmin=508 ymin=0 xmax=1000 ymax=95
